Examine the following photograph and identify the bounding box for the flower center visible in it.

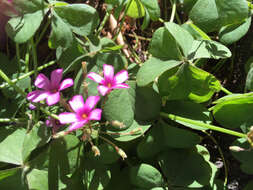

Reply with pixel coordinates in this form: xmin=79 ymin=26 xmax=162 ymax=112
xmin=51 ymin=89 xmax=58 ymax=93
xmin=82 ymin=113 xmax=88 ymax=119
xmin=107 ymin=83 xmax=112 ymax=88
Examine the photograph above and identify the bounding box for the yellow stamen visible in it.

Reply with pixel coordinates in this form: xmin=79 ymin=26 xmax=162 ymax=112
xmin=82 ymin=114 xmax=87 ymax=119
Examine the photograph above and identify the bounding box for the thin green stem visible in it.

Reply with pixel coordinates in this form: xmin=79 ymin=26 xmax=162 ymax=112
xmin=31 ymin=38 xmax=38 ymax=77
xmin=96 ymin=11 xmax=110 ymax=36
xmin=35 ymin=19 xmax=51 ymax=47
xmin=16 ymin=43 xmax=21 ymax=73
xmin=0 ymin=61 xmax=56 ymax=88
xmin=0 ymin=69 xmax=26 ymax=97
xmin=221 ymin=86 xmax=233 ymax=95
xmin=0 ymin=118 xmax=26 ymax=123
xmin=160 ymin=112 xmax=247 ymax=138
xmin=169 ymin=0 xmax=177 ymax=23
xmin=203 ymin=131 xmax=228 ymax=185
xmin=113 ymin=0 xmax=132 ymax=41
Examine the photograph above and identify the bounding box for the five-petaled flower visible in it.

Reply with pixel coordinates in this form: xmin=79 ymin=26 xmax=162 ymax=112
xmin=58 ymin=95 xmax=102 ymax=131
xmin=27 ymin=69 xmax=74 ymax=106
xmin=87 ymin=64 xmax=129 ymax=96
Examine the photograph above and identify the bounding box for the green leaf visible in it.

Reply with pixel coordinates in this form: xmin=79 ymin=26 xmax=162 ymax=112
xmin=22 ymin=122 xmax=50 ymax=163
xmin=5 ymin=10 xmax=45 ymax=43
xmin=48 ymin=135 xmax=81 ymax=189
xmin=108 ymin=120 xmax=151 ymax=142
xmin=141 ymin=0 xmax=160 ymax=21
xmin=163 ymin=100 xmax=212 ymax=130
xmin=103 ymin=81 xmax=136 ymax=128
xmin=182 ymin=22 xmax=211 ymax=40
xmin=149 ymin=27 xmax=183 ymax=61
xmin=136 ymin=57 xmax=181 ymax=87
xmin=159 ymin=121 xmax=201 ymax=148
xmin=126 ymin=0 xmax=145 ymax=18
xmin=219 ymin=17 xmax=251 ymax=45
xmin=211 ymin=93 xmax=253 ymax=129
xmin=189 ymin=0 xmax=248 ymax=32
xmin=49 ymin=11 xmax=74 ymax=49
xmin=0 ymin=168 xmax=27 ymax=190
xmin=135 ymin=86 xmax=161 ymax=122
xmin=158 ymin=63 xmax=221 ymax=103
xmin=0 ymin=167 xmax=20 ymax=181
xmin=13 ymin=0 xmax=47 ymax=13
xmin=137 ymin=126 xmax=165 ymax=160
xmin=85 ymin=167 xmax=111 ymax=190
xmin=158 ymin=146 xmax=214 ymax=188
xmin=53 ymin=4 xmax=99 ymax=36
xmin=26 ymin=169 xmax=49 ymax=190
xmin=165 ymin=22 xmax=194 ymax=57
xmin=0 ymin=128 xmax=26 ymax=165
xmin=187 ymin=40 xmax=231 ymax=60
xmin=129 ymin=164 xmax=164 ymax=188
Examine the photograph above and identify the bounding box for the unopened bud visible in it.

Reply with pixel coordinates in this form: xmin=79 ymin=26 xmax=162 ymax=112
xmin=117 ymin=148 xmax=127 ymax=160
xmin=92 ymin=146 xmax=100 ymax=157
xmin=130 ymin=127 xmax=143 ymax=135
xmin=53 ymin=131 xmax=68 ymax=139
xmin=110 ymin=120 xmax=126 ymax=129
xmin=229 ymin=146 xmax=245 ymax=152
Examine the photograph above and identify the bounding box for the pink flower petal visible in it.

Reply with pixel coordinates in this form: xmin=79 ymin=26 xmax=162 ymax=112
xmin=103 ymin=64 xmax=114 ymax=82
xmin=88 ymin=108 xmax=102 ymax=121
xmin=27 ymin=90 xmax=49 ymax=103
xmin=46 ymin=92 xmax=60 ymax=106
xmin=112 ymin=83 xmax=129 ymax=89
xmin=59 ymin=112 xmax=79 ymax=124
xmin=59 ymin=78 xmax=74 ymax=91
xmin=87 ymin=72 xmax=105 ymax=84
xmin=84 ymin=96 xmax=100 ymax=112
xmin=69 ymin=95 xmax=85 ymax=113
xmin=68 ymin=121 xmax=88 ymax=131
xmin=29 ymin=103 xmax=36 ymax=110
xmin=114 ymin=70 xmax=129 ymax=84
xmin=98 ymin=85 xmax=111 ymax=96
xmin=50 ymin=68 xmax=63 ymax=87
xmin=34 ymin=74 xmax=50 ymax=90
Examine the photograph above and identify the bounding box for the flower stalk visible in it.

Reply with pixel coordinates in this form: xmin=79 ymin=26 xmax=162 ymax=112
xmin=160 ymin=112 xmax=247 ymax=138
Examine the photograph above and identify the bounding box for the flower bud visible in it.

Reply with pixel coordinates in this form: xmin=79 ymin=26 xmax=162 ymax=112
xmin=110 ymin=120 xmax=126 ymax=129
xmin=117 ymin=148 xmax=127 ymax=160
xmin=229 ymin=146 xmax=245 ymax=152
xmin=92 ymin=145 xmax=100 ymax=157
xmin=53 ymin=131 xmax=68 ymax=139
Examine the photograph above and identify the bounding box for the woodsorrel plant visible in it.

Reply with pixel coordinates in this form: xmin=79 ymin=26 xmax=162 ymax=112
xmin=0 ymin=0 xmax=253 ymax=189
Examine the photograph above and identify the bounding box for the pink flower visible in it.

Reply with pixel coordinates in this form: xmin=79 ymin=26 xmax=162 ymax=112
xmin=27 ymin=68 xmax=74 ymax=106
xmin=58 ymin=95 xmax=102 ymax=131
xmin=87 ymin=64 xmax=129 ymax=96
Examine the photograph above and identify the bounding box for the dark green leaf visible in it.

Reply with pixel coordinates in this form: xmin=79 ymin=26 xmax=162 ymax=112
xmin=136 ymin=57 xmax=181 ymax=86
xmin=53 ymin=4 xmax=99 ymax=36
xmin=141 ymin=0 xmax=160 ymax=21
xmin=189 ymin=0 xmax=248 ymax=32
xmin=0 ymin=128 xmax=26 ymax=165
xmin=211 ymin=93 xmax=253 ymax=129
xmin=103 ymin=81 xmax=136 ymax=128
xmin=158 ymin=63 xmax=221 ymax=103
xmin=5 ymin=10 xmax=45 ymax=43
xmin=219 ymin=17 xmax=251 ymax=45
xmin=129 ymin=164 xmax=164 ymax=188
xmin=135 ymin=86 xmax=161 ymax=122
xmin=149 ymin=27 xmax=183 ymax=61
xmin=165 ymin=22 xmax=194 ymax=57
